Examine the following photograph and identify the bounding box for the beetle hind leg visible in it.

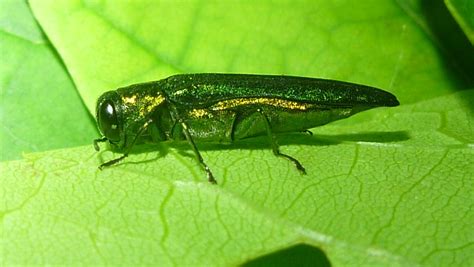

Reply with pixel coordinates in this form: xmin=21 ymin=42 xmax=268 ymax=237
xmin=257 ymin=109 xmax=307 ymax=175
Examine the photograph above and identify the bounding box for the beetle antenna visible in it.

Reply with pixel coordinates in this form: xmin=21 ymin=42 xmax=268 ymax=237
xmin=93 ymin=137 xmax=108 ymax=151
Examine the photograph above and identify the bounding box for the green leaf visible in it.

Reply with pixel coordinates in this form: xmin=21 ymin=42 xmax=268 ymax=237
xmin=3 ymin=0 xmax=472 ymax=265
xmin=445 ymin=0 xmax=474 ymax=44
xmin=2 ymin=90 xmax=473 ymax=265
xmin=29 ymin=0 xmax=467 ymax=114
xmin=0 ymin=0 xmax=97 ymax=161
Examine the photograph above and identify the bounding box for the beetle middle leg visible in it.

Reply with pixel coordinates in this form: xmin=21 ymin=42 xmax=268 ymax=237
xmin=168 ymin=102 xmax=217 ymax=184
xmin=179 ymin=119 xmax=217 ymax=184
xmin=257 ymin=109 xmax=307 ymax=175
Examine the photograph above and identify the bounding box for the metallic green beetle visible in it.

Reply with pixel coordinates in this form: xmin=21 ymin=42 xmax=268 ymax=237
xmin=94 ymin=73 xmax=399 ymax=183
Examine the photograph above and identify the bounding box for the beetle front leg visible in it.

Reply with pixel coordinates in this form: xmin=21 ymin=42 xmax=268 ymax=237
xmin=99 ymin=154 xmax=128 ymax=169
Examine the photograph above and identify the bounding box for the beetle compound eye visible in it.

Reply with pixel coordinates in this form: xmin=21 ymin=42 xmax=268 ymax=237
xmin=98 ymin=100 xmax=121 ymax=142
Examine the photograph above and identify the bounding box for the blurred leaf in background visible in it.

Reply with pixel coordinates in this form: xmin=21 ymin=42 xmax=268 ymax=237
xmin=1 ymin=0 xmax=473 ymax=266
xmin=27 ymin=0 xmax=474 ymax=113
xmin=0 ymin=0 xmax=97 ymax=161
xmin=445 ymin=0 xmax=474 ymax=43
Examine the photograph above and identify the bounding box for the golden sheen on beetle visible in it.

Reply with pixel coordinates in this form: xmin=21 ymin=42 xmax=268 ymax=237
xmin=94 ymin=73 xmax=399 ymax=184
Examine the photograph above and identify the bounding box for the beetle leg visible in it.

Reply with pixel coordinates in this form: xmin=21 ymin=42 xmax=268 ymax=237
xmin=98 ymin=119 xmax=152 ymax=170
xmin=179 ymin=119 xmax=217 ymax=184
xmin=167 ymin=102 xmax=217 ymax=184
xmin=229 ymin=112 xmax=244 ymax=142
xmin=169 ymin=118 xmax=179 ymax=139
xmin=257 ymin=109 xmax=307 ymax=175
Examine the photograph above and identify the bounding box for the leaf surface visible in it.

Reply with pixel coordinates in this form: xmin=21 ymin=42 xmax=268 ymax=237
xmin=3 ymin=0 xmax=473 ymax=265
xmin=30 ymin=0 xmax=466 ymax=114
xmin=445 ymin=0 xmax=474 ymax=43
xmin=2 ymin=91 xmax=473 ymax=266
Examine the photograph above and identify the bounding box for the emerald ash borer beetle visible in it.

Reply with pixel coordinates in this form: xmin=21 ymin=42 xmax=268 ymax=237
xmin=94 ymin=73 xmax=399 ymax=183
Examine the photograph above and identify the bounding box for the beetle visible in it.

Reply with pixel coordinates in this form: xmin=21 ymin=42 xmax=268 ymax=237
xmin=94 ymin=73 xmax=399 ymax=183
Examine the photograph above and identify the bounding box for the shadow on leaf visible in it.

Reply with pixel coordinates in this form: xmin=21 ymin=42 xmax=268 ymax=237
xmin=241 ymin=243 xmax=331 ymax=267
xmin=97 ymin=130 xmax=409 ymax=167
